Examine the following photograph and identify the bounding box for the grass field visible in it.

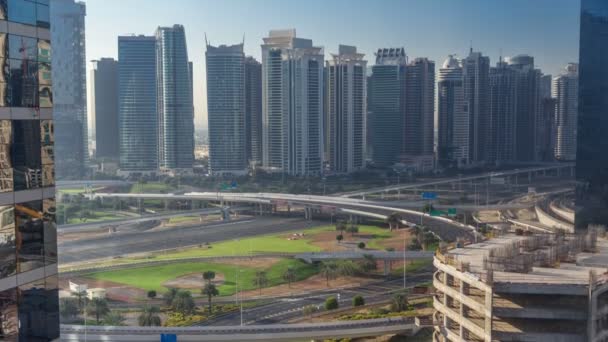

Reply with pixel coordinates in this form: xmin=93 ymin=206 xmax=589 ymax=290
xmin=130 ymin=182 xmax=175 ymax=194
xmin=66 ymin=211 xmax=128 ymax=224
xmin=59 ymin=187 xmax=104 ymax=194
xmin=168 ymin=216 xmax=201 ymax=224
xmin=85 ymin=258 xmax=317 ymax=295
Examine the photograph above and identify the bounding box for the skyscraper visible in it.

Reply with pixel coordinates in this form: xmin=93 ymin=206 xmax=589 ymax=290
xmin=537 ymin=74 xmax=556 ymax=162
xmin=488 ymin=59 xmax=517 ymax=164
xmin=437 ymin=55 xmax=469 ymax=168
xmin=261 ymin=29 xmax=324 ymax=176
xmin=403 ymin=57 xmax=435 ymax=172
xmin=206 ymin=42 xmax=247 ymax=175
xmin=576 ymin=0 xmax=608 ymax=230
xmin=462 ymin=49 xmax=490 ymax=164
xmin=51 ymin=0 xmax=87 ymax=179
xmin=369 ymin=48 xmax=407 ymax=167
xmin=245 ymin=56 xmax=262 ymax=165
xmin=326 ymin=45 xmax=367 ymax=174
xmin=0 ymin=0 xmax=59 ymax=339
xmin=553 ymin=63 xmax=578 ymax=161
xmin=118 ymin=35 xmax=158 ymax=174
xmin=156 ymin=25 xmax=194 ymax=174
xmin=91 ymin=58 xmax=119 ymax=160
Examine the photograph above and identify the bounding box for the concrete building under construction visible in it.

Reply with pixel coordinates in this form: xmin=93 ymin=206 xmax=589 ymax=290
xmin=433 ymin=230 xmax=608 ymax=342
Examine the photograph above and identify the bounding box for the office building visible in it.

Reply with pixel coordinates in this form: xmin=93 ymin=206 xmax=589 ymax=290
xmin=403 ymin=57 xmax=435 ymax=172
xmin=576 ymin=0 xmax=608 ymax=230
xmin=488 ymin=59 xmax=517 ymax=164
xmin=156 ymin=25 xmax=194 ymax=174
xmin=462 ymin=49 xmax=490 ymax=164
xmin=437 ymin=55 xmax=469 ymax=168
xmin=369 ymin=48 xmax=407 ymax=167
xmin=51 ymin=0 xmax=87 ymax=178
xmin=553 ymin=63 xmax=578 ymax=161
xmin=90 ymin=58 xmax=119 ymax=160
xmin=537 ymin=74 xmax=556 ymax=162
xmin=245 ymin=56 xmax=262 ymax=165
xmin=0 ymin=0 xmax=59 ymax=340
xmin=117 ymin=35 xmax=158 ymax=174
xmin=261 ymin=29 xmax=324 ymax=176
xmin=205 ymin=42 xmax=247 ymax=175
xmin=326 ymin=45 xmax=367 ymax=173
xmin=433 ymin=233 xmax=607 ymax=342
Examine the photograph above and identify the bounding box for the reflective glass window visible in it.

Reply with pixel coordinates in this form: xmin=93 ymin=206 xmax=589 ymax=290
xmin=18 ymin=278 xmax=46 ymax=340
xmin=38 ymin=84 xmax=50 ymax=108
xmin=15 ymin=200 xmax=43 ymax=273
xmin=0 ymin=83 xmax=8 ymax=107
xmin=12 ymin=120 xmax=41 ymax=191
xmin=35 ymin=3 xmax=48 ymax=29
xmin=0 ymin=57 xmax=9 ymax=84
xmin=42 ymin=199 xmax=54 ymax=265
xmin=41 ymin=164 xmax=52 ymax=187
xmin=0 ymin=205 xmax=15 ymax=278
xmin=37 ymin=40 xmax=50 ymax=63
xmin=44 ymin=275 xmax=59 ymax=339
xmin=0 ymin=120 xmax=12 ymax=192
xmin=0 ymin=34 xmax=7 ymax=58
xmin=36 ymin=0 xmax=48 ymax=5
xmin=0 ymin=288 xmax=18 ymax=341
xmin=8 ymin=35 xmax=37 ymax=61
xmin=7 ymin=0 xmax=36 ymax=26
xmin=0 ymin=0 xmax=6 ymax=20
xmin=38 ymin=61 xmax=50 ymax=85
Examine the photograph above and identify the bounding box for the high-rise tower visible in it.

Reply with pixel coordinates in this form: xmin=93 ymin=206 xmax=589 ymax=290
xmin=553 ymin=63 xmax=578 ymax=161
xmin=91 ymin=58 xmax=119 ymax=160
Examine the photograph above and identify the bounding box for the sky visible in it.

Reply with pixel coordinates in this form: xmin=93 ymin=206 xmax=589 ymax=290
xmin=83 ymin=0 xmax=581 ymax=131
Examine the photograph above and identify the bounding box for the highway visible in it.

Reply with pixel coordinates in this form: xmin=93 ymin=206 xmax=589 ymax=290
xmin=58 ymin=217 xmax=322 ymax=264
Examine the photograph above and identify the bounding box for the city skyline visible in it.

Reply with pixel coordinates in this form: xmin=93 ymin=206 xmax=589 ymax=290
xmin=82 ymin=0 xmax=581 ymax=130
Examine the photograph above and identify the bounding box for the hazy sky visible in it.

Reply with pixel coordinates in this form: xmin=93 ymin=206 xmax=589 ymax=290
xmin=83 ymin=0 xmax=581 ymax=131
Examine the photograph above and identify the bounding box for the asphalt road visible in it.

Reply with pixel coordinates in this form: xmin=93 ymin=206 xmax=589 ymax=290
xmin=58 ymin=217 xmax=323 ymax=264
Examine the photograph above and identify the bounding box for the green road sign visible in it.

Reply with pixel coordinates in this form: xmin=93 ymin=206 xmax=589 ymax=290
xmin=447 ymin=208 xmax=457 ymax=216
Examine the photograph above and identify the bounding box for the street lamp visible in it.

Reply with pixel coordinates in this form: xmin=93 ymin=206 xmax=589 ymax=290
xmin=403 ymin=229 xmax=407 ymax=289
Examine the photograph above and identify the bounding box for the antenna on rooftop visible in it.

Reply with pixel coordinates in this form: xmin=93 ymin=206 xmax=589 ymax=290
xmin=204 ymin=33 xmax=208 ymax=47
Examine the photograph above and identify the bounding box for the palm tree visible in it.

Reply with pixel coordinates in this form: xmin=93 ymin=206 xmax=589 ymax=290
xmin=360 ymin=254 xmax=378 ymax=273
xmin=71 ymin=289 xmax=87 ymax=313
xmin=282 ymin=267 xmax=297 ymax=288
xmin=163 ymin=288 xmax=178 ymax=306
xmin=202 ymin=284 xmax=219 ymax=313
xmin=59 ymin=298 xmax=80 ymax=322
xmin=103 ymin=311 xmax=126 ymax=326
xmin=202 ymin=271 xmax=216 ymax=285
xmin=172 ymin=290 xmax=195 ymax=315
xmin=335 ymin=220 xmax=347 ymax=234
xmin=302 ymin=304 xmax=318 ymax=322
xmin=337 ymin=260 xmax=360 ymax=276
xmin=86 ymin=298 xmax=110 ymax=324
xmin=138 ymin=305 xmax=162 ymax=327
xmin=390 ymin=293 xmax=409 ymax=312
xmin=252 ymin=271 xmax=269 ymax=295
xmin=386 ymin=213 xmax=402 ymax=231
xmin=346 ymin=225 xmax=359 ymax=237
xmin=320 ymin=261 xmax=338 ymax=287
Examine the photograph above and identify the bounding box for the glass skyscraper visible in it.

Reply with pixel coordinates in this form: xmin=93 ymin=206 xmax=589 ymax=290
xmin=576 ymin=0 xmax=608 ymax=230
xmin=0 ymin=0 xmax=59 ymax=340
xmin=117 ymin=35 xmax=158 ymax=174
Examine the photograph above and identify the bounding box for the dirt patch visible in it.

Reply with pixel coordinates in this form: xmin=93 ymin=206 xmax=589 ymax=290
xmin=163 ymin=272 xmax=225 ymax=290
xmin=214 ymin=257 xmax=282 ymax=269
xmin=239 ymin=274 xmax=373 ymax=299
xmin=59 ymin=276 xmax=147 ymax=303
xmin=307 ymin=231 xmax=355 ymax=251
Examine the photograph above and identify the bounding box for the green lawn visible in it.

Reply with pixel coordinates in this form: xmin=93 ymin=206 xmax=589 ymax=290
xmin=168 ymin=216 xmax=201 ymax=224
xmin=66 ymin=211 xmax=127 ymax=224
xmin=130 ymin=182 xmax=175 ymax=194
xmin=85 ymin=258 xmax=317 ymax=295
xmin=58 ymin=186 xmax=104 ymax=194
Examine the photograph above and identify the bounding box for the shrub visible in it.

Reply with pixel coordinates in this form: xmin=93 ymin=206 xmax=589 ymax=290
xmin=357 ymin=242 xmax=366 ymax=249
xmin=147 ymin=290 xmax=157 ymax=299
xmin=352 ymin=295 xmax=365 ymax=307
xmin=325 ymin=296 xmax=339 ymax=310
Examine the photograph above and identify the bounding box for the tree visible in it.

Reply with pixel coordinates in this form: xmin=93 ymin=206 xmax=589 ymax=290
xmin=86 ymin=298 xmax=110 ymax=324
xmin=138 ymin=305 xmax=162 ymax=327
xmin=103 ymin=311 xmax=126 ymax=326
xmin=202 ymin=271 xmax=216 ymax=285
xmin=163 ymin=288 xmax=178 ymax=306
xmin=282 ymin=267 xmax=297 ymax=288
xmin=147 ymin=290 xmax=157 ymax=299
xmin=253 ymin=271 xmax=269 ymax=295
xmin=71 ymin=289 xmax=87 ymax=312
xmin=202 ymin=284 xmax=219 ymax=313
xmin=320 ymin=261 xmax=338 ymax=287
xmin=358 ymin=242 xmax=366 ymax=249
xmin=59 ymin=298 xmax=80 ymax=321
xmin=422 ymin=203 xmax=434 ymax=214
xmin=336 ymin=234 xmax=344 ymax=243
xmin=346 ymin=225 xmax=359 ymax=237
xmin=386 ymin=213 xmax=402 ymax=231
xmin=172 ymin=290 xmax=195 ymax=315
xmin=390 ymin=293 xmax=409 ymax=312
xmin=335 ymin=220 xmax=347 ymax=233
xmin=353 ymin=295 xmax=365 ymax=307
xmin=360 ymin=254 xmax=377 ymax=273
xmin=325 ymin=296 xmax=339 ymax=310
xmin=302 ymin=304 xmax=318 ymax=322
xmin=337 ymin=260 xmax=360 ymax=276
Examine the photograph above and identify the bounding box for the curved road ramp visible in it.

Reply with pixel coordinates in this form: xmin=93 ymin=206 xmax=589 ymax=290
xmin=61 ymin=318 xmax=419 ymax=341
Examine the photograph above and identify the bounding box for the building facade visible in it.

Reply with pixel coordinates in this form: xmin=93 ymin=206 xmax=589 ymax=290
xmin=553 ymin=63 xmax=578 ymax=161
xmin=245 ymin=56 xmax=262 ymax=165
xmin=90 ymin=58 xmax=119 ymax=160
xmin=156 ymin=25 xmax=194 ymax=174
xmin=0 ymin=0 xmax=59 ymax=340
xmin=50 ymin=0 xmax=87 ymax=179
xmin=487 ymin=60 xmax=517 ymax=164
xmin=117 ymin=35 xmax=158 ymax=174
xmin=369 ymin=48 xmax=407 ymax=168
xmin=326 ymin=45 xmax=367 ymax=173
xmin=462 ymin=49 xmax=490 ymax=164
xmin=261 ymin=29 xmax=324 ymax=176
xmin=576 ymin=0 xmax=608 ymax=230
xmin=437 ymin=55 xmax=469 ymax=169
xmin=403 ymin=57 xmax=435 ymax=172
xmin=206 ymin=43 xmax=247 ymax=175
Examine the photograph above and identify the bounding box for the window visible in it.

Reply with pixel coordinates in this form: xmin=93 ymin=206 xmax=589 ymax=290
xmin=7 ymin=0 xmax=36 ymax=26
xmin=37 ymin=39 xmax=50 ymax=63
xmin=18 ymin=278 xmax=47 ymax=339
xmin=15 ymin=200 xmax=43 ymax=273
xmin=35 ymin=2 xmax=48 ymax=29
xmin=0 ymin=288 xmax=18 ymax=340
xmin=8 ymin=35 xmax=37 ymax=61
xmin=12 ymin=120 xmax=41 ymax=191
xmin=0 ymin=120 xmax=12 ymax=192
xmin=0 ymin=205 xmax=15 ymax=278
xmin=42 ymin=199 xmax=55 ymax=265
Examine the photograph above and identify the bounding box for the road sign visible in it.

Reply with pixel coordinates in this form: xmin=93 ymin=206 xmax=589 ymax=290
xmin=161 ymin=334 xmax=177 ymax=342
xmin=447 ymin=208 xmax=457 ymax=216
xmin=421 ymin=192 xmax=437 ymax=200
xmin=430 ymin=210 xmax=444 ymax=217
